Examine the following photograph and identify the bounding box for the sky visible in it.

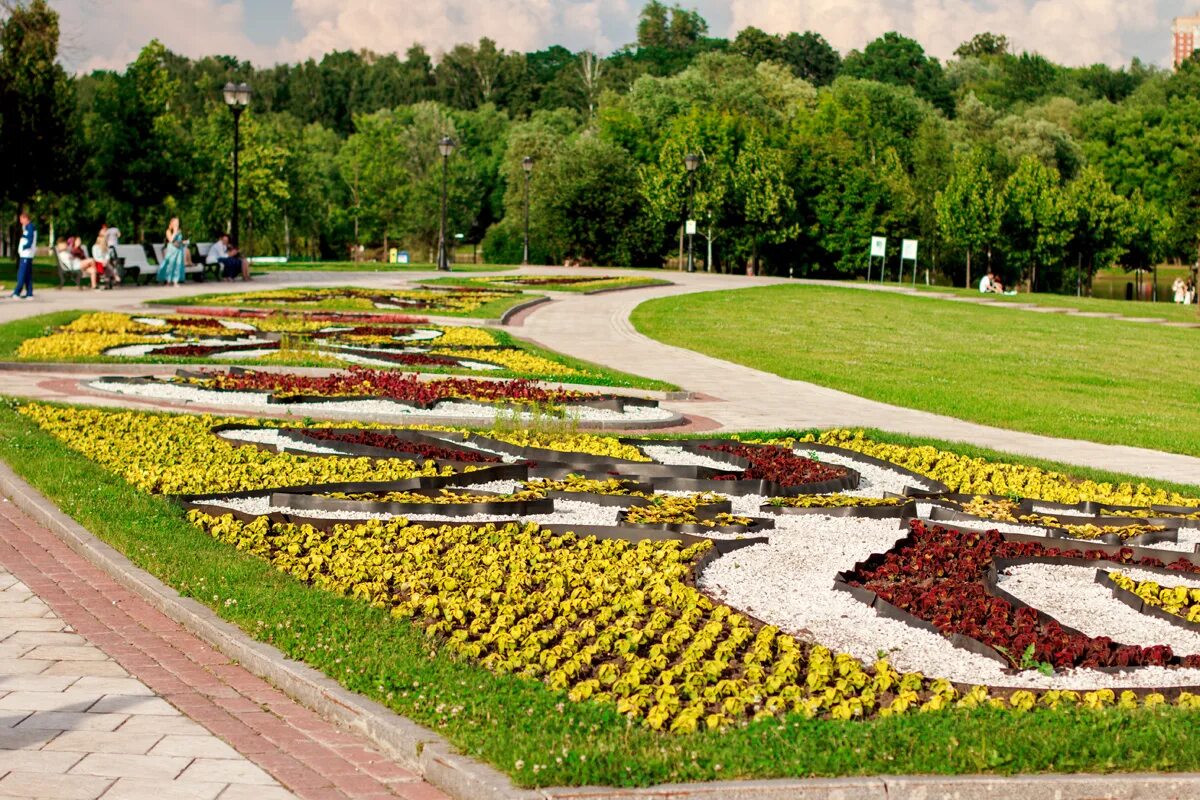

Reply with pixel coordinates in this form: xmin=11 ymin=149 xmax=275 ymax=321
xmin=50 ymin=0 xmax=1192 ymax=75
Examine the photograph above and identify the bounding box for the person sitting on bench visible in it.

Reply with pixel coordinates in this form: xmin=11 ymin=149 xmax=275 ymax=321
xmin=206 ymin=233 xmax=247 ymax=281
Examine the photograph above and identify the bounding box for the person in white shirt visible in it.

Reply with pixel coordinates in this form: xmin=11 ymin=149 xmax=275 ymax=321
xmin=12 ymin=212 xmax=36 ymax=299
xmin=205 ymin=234 xmax=247 ymax=281
xmin=979 ymin=271 xmax=994 ymax=293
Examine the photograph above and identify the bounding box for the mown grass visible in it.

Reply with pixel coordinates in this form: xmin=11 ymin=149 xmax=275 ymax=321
xmin=0 ymin=311 xmax=676 ymax=391
xmin=4 ymin=400 xmax=1200 ymax=786
xmin=885 ymin=281 xmax=1200 ymax=323
xmin=632 ymin=284 xmax=1200 ymax=458
xmin=152 ymin=285 xmax=538 ymax=320
xmin=419 ymin=275 xmax=672 ymax=293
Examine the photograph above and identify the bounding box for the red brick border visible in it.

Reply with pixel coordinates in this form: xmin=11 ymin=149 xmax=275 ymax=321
xmin=0 ymin=500 xmax=448 ymax=800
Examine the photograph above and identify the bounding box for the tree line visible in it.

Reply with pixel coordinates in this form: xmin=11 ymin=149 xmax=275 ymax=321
xmin=3 ymin=0 xmax=1199 ymax=291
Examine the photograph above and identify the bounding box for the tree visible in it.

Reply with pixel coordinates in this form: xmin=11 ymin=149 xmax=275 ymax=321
xmin=89 ymin=40 xmax=189 ymax=239
xmin=779 ymin=32 xmax=840 ymax=86
xmin=842 ymin=32 xmax=953 ymax=116
xmin=954 ymin=33 xmax=1010 ymax=59
xmin=731 ymin=127 xmax=796 ymax=274
xmin=1066 ymin=166 xmax=1131 ymax=293
xmin=936 ymin=149 xmax=1000 ymax=288
xmin=636 ymin=1 xmax=670 ymax=49
xmin=0 ymin=0 xmax=75 ymax=219
xmin=636 ymin=1 xmax=707 ymax=51
xmin=1001 ymin=155 xmax=1074 ymax=291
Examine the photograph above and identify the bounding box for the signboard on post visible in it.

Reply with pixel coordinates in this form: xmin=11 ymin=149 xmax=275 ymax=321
xmin=868 ymin=236 xmax=887 ymax=282
xmin=899 ymin=239 xmax=918 ymax=285
xmin=685 ymin=220 xmax=697 ymax=235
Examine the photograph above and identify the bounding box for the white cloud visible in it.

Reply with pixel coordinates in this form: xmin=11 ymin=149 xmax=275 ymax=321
xmin=728 ymin=0 xmax=1163 ymax=66
xmin=53 ymin=0 xmax=264 ymax=72
xmin=279 ymin=0 xmax=615 ymax=62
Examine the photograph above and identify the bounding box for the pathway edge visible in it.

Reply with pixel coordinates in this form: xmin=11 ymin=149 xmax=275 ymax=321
xmin=7 ymin=460 xmax=1200 ymax=799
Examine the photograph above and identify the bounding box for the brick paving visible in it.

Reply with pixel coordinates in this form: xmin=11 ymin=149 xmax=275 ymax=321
xmin=0 ymin=498 xmax=448 ymax=800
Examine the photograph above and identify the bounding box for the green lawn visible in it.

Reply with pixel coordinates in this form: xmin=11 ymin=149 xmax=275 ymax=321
xmin=632 ymin=284 xmax=1200 ymax=458
xmin=880 ymin=280 xmax=1200 ymax=323
xmin=6 ymin=401 xmax=1200 ymax=787
xmin=0 ymin=311 xmax=675 ymax=391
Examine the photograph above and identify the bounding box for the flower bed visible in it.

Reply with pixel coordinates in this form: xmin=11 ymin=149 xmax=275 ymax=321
xmin=1107 ymin=572 xmax=1200 ymax=624
xmin=21 ymin=401 xmax=1200 ymax=740
xmin=702 ymin=443 xmax=848 ymax=487
xmin=440 ymin=275 xmax=671 ymax=293
xmin=170 ymin=286 xmax=521 ymax=314
xmin=16 ymin=312 xmax=601 ymax=381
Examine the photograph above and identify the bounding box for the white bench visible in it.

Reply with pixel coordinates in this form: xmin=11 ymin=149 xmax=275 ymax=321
xmin=112 ymin=244 xmax=154 ymax=284
xmin=55 ymin=249 xmax=82 ymax=288
xmin=152 ymin=242 xmax=204 ymax=281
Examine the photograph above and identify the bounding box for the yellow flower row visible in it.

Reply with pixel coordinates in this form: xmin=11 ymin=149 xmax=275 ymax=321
xmin=17 ymin=333 xmax=164 ymax=360
xmin=1109 ymin=572 xmax=1200 ymax=622
xmin=800 ymin=429 xmax=1200 ymax=507
xmin=431 ymin=347 xmax=585 ymax=376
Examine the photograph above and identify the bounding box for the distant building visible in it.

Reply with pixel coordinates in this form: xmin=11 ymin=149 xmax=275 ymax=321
xmin=1173 ymin=13 xmax=1200 ymax=68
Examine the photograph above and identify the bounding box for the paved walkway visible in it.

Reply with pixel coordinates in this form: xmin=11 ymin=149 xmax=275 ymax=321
xmin=0 ymin=497 xmax=447 ymax=800
xmin=515 ymin=276 xmax=1200 ymax=485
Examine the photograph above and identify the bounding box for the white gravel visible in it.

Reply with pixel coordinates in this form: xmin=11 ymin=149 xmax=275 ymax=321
xmin=214 ymin=427 xmax=346 ymax=454
xmin=796 ymin=448 xmax=936 ymax=497
xmin=104 ymin=343 xmax=173 ymax=357
xmin=87 ymin=379 xmax=676 ymax=424
xmin=218 ymin=320 xmax=259 ymax=331
xmin=209 ymin=349 xmax=279 ymax=360
xmin=132 ymin=316 xmax=169 ymax=327
xmin=640 ymin=445 xmax=740 ymax=471
xmin=697 ymin=512 xmax=1200 ymax=689
xmin=999 ymin=563 xmax=1200 ymax=656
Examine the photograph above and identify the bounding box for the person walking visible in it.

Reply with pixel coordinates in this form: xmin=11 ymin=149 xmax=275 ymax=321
xmin=12 ymin=211 xmax=36 ymax=299
xmin=157 ymin=217 xmax=187 ymax=286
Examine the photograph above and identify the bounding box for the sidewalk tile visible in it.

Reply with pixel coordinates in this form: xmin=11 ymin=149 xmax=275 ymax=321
xmin=0 ymin=688 xmax=103 ymax=712
xmin=70 ymin=752 xmax=191 ymax=780
xmin=214 ymin=786 xmax=297 ymax=800
xmin=149 ymin=734 xmax=241 ymax=759
xmin=90 ymin=695 xmax=179 ymax=716
xmin=0 ymin=771 xmax=113 ymax=799
xmin=25 ymin=645 xmax=109 ymax=661
xmin=0 ymin=748 xmax=85 ymax=774
xmin=15 ymin=710 xmax=128 ymax=732
xmin=178 ymin=758 xmax=276 ymax=785
xmin=42 ymin=660 xmax=128 ymax=678
xmin=100 ymin=778 xmax=226 ymax=800
xmin=44 ymin=729 xmax=163 ymax=755
xmin=118 ymin=716 xmax=209 ymax=736
xmin=71 ymin=677 xmax=155 ymax=697
xmin=0 ymin=674 xmax=77 ymax=692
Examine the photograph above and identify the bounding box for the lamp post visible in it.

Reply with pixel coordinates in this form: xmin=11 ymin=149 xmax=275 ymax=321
xmin=684 ymin=153 xmax=699 ymax=273
xmin=221 ymin=82 xmax=252 ymax=247
xmin=521 ymin=156 xmax=533 ymax=265
xmin=436 ymin=136 xmax=457 ymax=272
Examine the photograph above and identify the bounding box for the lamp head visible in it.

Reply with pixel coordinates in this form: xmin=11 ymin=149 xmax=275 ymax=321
xmin=684 ymin=153 xmax=700 ymax=172
xmin=522 ymin=156 xmax=534 ymax=172
xmin=438 ymin=136 xmax=457 ymax=157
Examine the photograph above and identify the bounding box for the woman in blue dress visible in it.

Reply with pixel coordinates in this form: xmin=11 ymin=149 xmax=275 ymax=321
xmin=157 ymin=217 xmax=187 ymax=286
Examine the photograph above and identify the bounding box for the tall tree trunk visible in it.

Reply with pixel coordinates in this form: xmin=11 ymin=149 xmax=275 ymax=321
xmin=677 ymin=224 xmax=684 ymax=271
xmin=284 ymin=213 xmax=291 ymax=259
xmin=966 ymin=250 xmax=971 ymax=290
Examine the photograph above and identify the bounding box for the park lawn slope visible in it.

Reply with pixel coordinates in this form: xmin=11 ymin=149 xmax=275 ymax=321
xmin=631 ymin=284 xmax=1200 ymax=458
xmin=6 ymin=401 xmax=1200 ymax=786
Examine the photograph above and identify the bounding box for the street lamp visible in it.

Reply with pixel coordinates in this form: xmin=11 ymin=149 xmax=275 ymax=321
xmin=436 ymin=136 xmax=457 ymax=271
xmin=222 ymin=82 xmax=252 ymax=248
xmin=684 ymin=153 xmax=700 ymax=273
xmin=521 ymin=156 xmax=534 ymax=265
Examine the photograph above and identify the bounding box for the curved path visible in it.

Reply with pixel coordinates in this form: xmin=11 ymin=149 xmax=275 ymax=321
xmin=513 ymin=273 xmax=1200 ymax=486
xmin=3 ymin=266 xmax=1199 ymax=484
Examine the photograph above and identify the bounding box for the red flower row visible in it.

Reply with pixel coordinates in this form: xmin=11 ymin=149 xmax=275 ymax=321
xmin=177 ymin=307 xmax=427 ymax=324
xmin=293 ymin=429 xmax=503 ymax=463
xmin=847 ymin=521 xmax=1200 ymax=670
xmin=201 ymin=366 xmax=590 ymax=407
xmin=699 ymin=443 xmax=848 ymax=487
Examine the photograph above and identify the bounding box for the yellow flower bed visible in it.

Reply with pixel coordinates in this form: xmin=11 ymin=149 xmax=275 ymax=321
xmin=62 ymin=313 xmax=162 ymax=335
xmin=803 ymin=430 xmax=1200 ymax=507
xmin=196 ymin=287 xmax=514 ymax=314
xmin=17 ymin=333 xmax=164 ymax=360
xmin=1109 ymin=572 xmax=1200 ymax=623
xmin=428 ymin=326 xmax=499 ymax=347
xmin=17 ymin=405 xmax=450 ymax=494
xmin=433 ymin=347 xmax=584 ymax=376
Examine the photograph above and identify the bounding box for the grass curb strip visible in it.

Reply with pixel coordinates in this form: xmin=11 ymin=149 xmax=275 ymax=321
xmin=500 ymin=296 xmax=553 ymax=326
xmin=8 ymin=463 xmax=1200 ymax=799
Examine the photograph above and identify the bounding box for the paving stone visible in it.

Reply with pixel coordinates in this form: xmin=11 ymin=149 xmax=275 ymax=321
xmin=0 ymin=674 xmax=77 ymax=693
xmin=0 ymin=689 xmax=103 ymax=713
xmin=178 ymin=758 xmax=277 ymax=785
xmin=2 ymin=631 xmax=88 ymax=647
xmin=216 ymin=786 xmax=298 ymax=800
xmin=0 ymin=657 xmax=53 ymax=675
xmin=15 ymin=710 xmax=129 ymax=732
xmin=149 ymin=734 xmax=241 ymax=759
xmin=70 ymin=677 xmax=155 ymax=697
xmin=0 ymin=770 xmax=114 ymax=799
xmin=41 ymin=661 xmax=127 ymax=678
xmin=44 ymin=730 xmax=164 ymax=755
xmin=24 ymin=646 xmax=109 ymax=662
xmin=89 ymin=695 xmax=179 ymax=716
xmin=0 ymin=748 xmax=84 ymax=774
xmin=117 ymin=716 xmax=209 ymax=737
xmin=100 ymin=778 xmax=227 ymax=800
xmin=0 ymin=618 xmax=67 ymax=633
xmin=70 ymin=752 xmax=191 ymax=780
xmin=0 ymin=725 xmax=59 ymax=750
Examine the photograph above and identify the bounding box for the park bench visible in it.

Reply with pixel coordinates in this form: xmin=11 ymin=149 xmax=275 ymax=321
xmin=191 ymin=242 xmax=220 ymax=280
xmin=54 ymin=248 xmax=82 ymax=289
xmin=152 ymin=242 xmax=205 ymax=282
xmin=111 ymin=244 xmax=155 ymax=285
